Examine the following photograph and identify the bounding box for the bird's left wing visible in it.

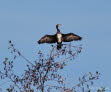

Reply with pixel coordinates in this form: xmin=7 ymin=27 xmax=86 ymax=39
xmin=62 ymin=33 xmax=82 ymax=42
xmin=38 ymin=34 xmax=57 ymax=44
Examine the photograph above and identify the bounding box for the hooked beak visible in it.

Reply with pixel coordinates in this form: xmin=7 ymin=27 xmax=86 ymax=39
xmin=58 ymin=24 xmax=61 ymax=26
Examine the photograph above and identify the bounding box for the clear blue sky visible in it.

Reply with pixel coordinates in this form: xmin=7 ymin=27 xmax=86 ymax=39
xmin=0 ymin=0 xmax=111 ymax=91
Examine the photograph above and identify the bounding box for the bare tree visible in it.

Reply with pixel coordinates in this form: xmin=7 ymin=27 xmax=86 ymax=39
xmin=0 ymin=41 xmax=105 ymax=92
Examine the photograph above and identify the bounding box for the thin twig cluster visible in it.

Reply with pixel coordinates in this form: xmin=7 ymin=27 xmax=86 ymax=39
xmin=0 ymin=41 xmax=105 ymax=92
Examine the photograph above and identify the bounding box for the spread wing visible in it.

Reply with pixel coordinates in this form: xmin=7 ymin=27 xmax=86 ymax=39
xmin=38 ymin=34 xmax=57 ymax=44
xmin=62 ymin=33 xmax=82 ymax=42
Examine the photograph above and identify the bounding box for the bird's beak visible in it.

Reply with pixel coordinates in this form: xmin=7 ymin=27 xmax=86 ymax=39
xmin=56 ymin=24 xmax=62 ymax=27
xmin=59 ymin=24 xmax=62 ymax=26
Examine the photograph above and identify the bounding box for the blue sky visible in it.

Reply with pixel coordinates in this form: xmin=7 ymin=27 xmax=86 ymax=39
xmin=0 ymin=0 xmax=111 ymax=91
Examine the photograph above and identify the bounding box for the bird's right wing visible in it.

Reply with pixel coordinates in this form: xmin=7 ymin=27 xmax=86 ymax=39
xmin=38 ymin=34 xmax=57 ymax=44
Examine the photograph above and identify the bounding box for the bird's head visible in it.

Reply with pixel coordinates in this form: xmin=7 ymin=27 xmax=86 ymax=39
xmin=56 ymin=24 xmax=62 ymax=31
xmin=56 ymin=24 xmax=61 ymax=27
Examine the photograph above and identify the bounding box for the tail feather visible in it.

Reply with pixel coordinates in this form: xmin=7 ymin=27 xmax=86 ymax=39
xmin=57 ymin=43 xmax=62 ymax=50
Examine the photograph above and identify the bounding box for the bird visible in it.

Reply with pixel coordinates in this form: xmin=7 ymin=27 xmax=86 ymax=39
xmin=38 ymin=24 xmax=82 ymax=50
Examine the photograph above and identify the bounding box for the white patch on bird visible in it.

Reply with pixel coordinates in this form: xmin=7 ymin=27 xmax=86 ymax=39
xmin=57 ymin=34 xmax=62 ymax=42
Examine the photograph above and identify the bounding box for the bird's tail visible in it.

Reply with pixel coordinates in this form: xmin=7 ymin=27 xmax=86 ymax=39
xmin=57 ymin=43 xmax=62 ymax=50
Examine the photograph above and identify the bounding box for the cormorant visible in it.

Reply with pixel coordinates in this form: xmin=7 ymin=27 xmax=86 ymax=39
xmin=38 ymin=24 xmax=82 ymax=50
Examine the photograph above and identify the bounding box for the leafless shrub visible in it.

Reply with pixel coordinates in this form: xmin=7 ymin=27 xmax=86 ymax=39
xmin=0 ymin=41 xmax=105 ymax=92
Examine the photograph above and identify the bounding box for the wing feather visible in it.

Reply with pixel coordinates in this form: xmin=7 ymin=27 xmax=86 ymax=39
xmin=38 ymin=34 xmax=57 ymax=44
xmin=62 ymin=33 xmax=82 ymax=42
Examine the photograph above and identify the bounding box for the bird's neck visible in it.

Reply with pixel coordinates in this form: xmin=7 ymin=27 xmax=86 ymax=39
xmin=56 ymin=25 xmax=60 ymax=33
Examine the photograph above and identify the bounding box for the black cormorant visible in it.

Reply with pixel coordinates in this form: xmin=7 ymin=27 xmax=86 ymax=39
xmin=38 ymin=24 xmax=82 ymax=49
